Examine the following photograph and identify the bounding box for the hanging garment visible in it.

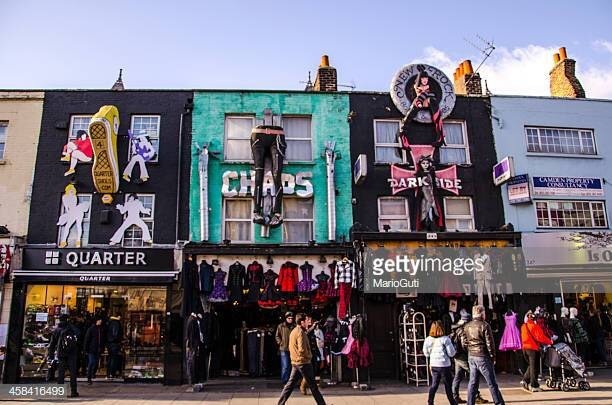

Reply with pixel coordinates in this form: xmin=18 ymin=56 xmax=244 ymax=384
xmin=312 ymin=272 xmax=331 ymax=305
xmin=332 ymin=321 xmax=351 ymax=354
xmin=341 ymin=319 xmax=355 ymax=355
xmin=499 ymin=312 xmax=522 ymax=351
xmin=185 ymin=315 xmax=203 ymax=384
xmin=334 ymin=260 xmax=356 ymax=288
xmin=277 ymin=261 xmax=299 ymax=294
xmin=347 ymin=338 xmax=374 ymax=369
xmin=297 ymin=262 xmax=317 ymax=292
xmin=314 ymin=327 xmax=325 ymax=360
xmin=209 ymin=270 xmax=228 ymax=302
xmin=180 ymin=259 xmax=200 ymax=318
xmin=199 ymin=261 xmax=215 ymax=296
xmin=337 ymin=282 xmax=352 ymax=319
xmin=246 ymin=261 xmax=264 ymax=303
xmin=228 ymin=262 xmax=246 ymax=303
xmin=351 ymin=315 xmax=366 ymax=341
xmin=258 ymin=269 xmax=282 ymax=309
xmin=326 ymin=262 xmax=339 ymax=298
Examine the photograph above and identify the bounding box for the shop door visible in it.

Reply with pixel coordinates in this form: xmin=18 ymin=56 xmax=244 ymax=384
xmin=364 ymin=297 xmax=398 ymax=379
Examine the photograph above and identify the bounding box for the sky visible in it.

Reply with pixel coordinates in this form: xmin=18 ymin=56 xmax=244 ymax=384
xmin=1 ymin=0 xmax=612 ymax=98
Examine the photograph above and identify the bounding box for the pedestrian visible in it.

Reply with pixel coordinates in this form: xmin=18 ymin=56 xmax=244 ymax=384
xmin=520 ymin=310 xmax=552 ymax=392
xmin=47 ymin=314 xmax=80 ymax=398
xmin=586 ymin=308 xmax=608 ymax=366
xmin=106 ymin=315 xmax=123 ymax=379
xmin=423 ymin=320 xmax=457 ymax=405
xmin=462 ymin=305 xmax=504 ymax=405
xmin=299 ymin=315 xmax=320 ymax=395
xmin=275 ymin=311 xmax=295 ymax=384
xmin=450 ymin=311 xmax=488 ymax=404
xmin=84 ymin=317 xmax=105 ymax=384
xmin=277 ymin=313 xmax=327 ymax=405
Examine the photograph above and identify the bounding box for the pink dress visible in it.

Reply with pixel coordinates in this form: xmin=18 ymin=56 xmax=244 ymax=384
xmin=499 ymin=312 xmax=522 ymax=351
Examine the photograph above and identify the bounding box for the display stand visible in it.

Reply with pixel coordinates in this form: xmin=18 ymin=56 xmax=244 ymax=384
xmin=399 ymin=311 xmax=429 ymax=387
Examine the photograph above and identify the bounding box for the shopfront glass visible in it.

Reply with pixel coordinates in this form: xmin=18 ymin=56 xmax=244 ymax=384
xmin=21 ymin=284 xmax=166 ymax=380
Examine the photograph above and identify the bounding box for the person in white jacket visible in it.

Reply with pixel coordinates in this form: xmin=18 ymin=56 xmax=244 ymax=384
xmin=423 ymin=320 xmax=458 ymax=405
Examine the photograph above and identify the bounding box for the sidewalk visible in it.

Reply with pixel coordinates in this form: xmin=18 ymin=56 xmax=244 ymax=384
xmin=6 ymin=369 xmax=612 ymax=404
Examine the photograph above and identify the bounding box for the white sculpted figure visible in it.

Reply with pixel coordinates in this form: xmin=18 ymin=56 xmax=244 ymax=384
xmin=109 ymin=194 xmax=153 ymax=245
xmin=57 ymin=184 xmax=91 ymax=248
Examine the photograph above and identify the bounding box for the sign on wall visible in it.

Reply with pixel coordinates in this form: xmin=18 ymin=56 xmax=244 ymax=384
xmin=353 ymin=154 xmax=367 ymax=185
xmin=507 ymin=174 xmax=531 ymax=204
xmin=493 ymin=156 xmax=514 ymax=186
xmin=222 ymin=171 xmax=313 ymax=198
xmin=532 ymin=176 xmax=604 ymax=197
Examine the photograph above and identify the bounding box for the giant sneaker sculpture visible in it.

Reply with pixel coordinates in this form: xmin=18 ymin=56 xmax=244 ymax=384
xmin=89 ymin=105 xmax=120 ymax=193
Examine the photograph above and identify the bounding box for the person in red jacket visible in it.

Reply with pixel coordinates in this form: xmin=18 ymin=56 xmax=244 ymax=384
xmin=520 ymin=311 xmax=552 ymax=392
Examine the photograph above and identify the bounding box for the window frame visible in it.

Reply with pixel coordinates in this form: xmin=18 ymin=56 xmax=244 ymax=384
xmin=129 ymin=115 xmax=161 ymax=163
xmin=0 ymin=121 xmax=8 ymax=160
xmin=224 ymin=115 xmax=255 ymax=162
xmin=440 ymin=120 xmax=471 ymax=165
xmin=282 ymin=198 xmax=314 ymax=244
xmin=373 ymin=119 xmax=405 ymax=164
xmin=222 ymin=198 xmax=254 ymax=243
xmin=121 ymin=193 xmax=155 ymax=247
xmin=534 ymin=199 xmax=608 ymax=229
xmin=68 ymin=115 xmax=93 ymax=141
xmin=377 ymin=196 xmax=410 ymax=232
xmin=443 ymin=197 xmax=475 ymax=231
xmin=281 ymin=115 xmax=313 ymax=162
xmin=57 ymin=193 xmax=92 ymax=247
xmin=525 ymin=126 xmax=597 ymax=156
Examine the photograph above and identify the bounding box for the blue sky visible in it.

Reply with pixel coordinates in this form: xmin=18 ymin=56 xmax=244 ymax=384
xmin=1 ymin=0 xmax=611 ymax=97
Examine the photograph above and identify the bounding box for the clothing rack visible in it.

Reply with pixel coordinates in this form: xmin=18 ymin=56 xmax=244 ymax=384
xmin=399 ymin=311 xmax=429 ymax=386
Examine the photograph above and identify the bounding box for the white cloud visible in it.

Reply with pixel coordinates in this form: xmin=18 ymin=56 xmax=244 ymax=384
xmin=593 ymin=40 xmax=612 ymax=53
xmin=411 ymin=45 xmax=612 ymax=99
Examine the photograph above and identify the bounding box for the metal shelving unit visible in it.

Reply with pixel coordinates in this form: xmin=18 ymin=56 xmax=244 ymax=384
xmin=399 ymin=311 xmax=429 ymax=387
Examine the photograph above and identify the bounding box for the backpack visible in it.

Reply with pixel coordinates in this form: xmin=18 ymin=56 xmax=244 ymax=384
xmin=57 ymin=327 xmax=78 ymax=358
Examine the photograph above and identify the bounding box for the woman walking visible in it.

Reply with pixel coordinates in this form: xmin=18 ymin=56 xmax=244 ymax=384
xmin=424 ymin=320 xmax=458 ymax=405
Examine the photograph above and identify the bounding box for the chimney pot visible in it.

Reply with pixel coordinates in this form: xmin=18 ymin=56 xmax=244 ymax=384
xmin=553 ymin=53 xmax=561 ymax=64
xmin=463 ymin=60 xmax=474 ymax=74
xmin=559 ymin=47 xmax=567 ymax=61
xmin=320 ymin=55 xmax=330 ymax=67
xmin=459 ymin=64 xmax=465 ymax=76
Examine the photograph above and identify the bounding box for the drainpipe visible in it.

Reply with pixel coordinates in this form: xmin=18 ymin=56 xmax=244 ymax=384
xmin=198 ymin=144 xmax=209 ymax=241
xmin=325 ymin=141 xmax=337 ymax=241
xmin=175 ymin=111 xmax=186 ymax=245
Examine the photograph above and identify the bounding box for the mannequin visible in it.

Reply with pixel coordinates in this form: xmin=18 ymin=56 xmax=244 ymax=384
xmin=474 ymin=250 xmax=493 ymax=309
xmin=335 ymin=257 xmax=356 ymax=319
xmin=298 ymin=261 xmax=317 ymax=292
xmin=569 ymin=307 xmax=589 ymax=360
xmin=560 ymin=307 xmax=572 ymax=344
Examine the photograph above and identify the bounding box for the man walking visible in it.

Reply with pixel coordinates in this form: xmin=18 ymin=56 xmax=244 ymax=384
xmin=48 ymin=315 xmax=80 ymax=398
xmin=106 ymin=315 xmax=123 ymax=379
xmin=83 ymin=317 xmax=105 ymax=384
xmin=275 ymin=312 xmax=295 ymax=384
xmin=278 ymin=313 xmax=326 ymax=405
xmin=462 ymin=305 xmax=504 ymax=405
xmin=451 ymin=311 xmax=488 ymax=404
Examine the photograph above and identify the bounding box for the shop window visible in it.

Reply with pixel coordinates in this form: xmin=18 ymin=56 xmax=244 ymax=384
xmin=282 ymin=198 xmax=314 ymax=243
xmin=283 ymin=116 xmax=312 ymax=161
xmin=224 ymin=116 xmax=254 ymax=161
xmin=130 ymin=115 xmax=160 ymax=162
xmin=68 ymin=115 xmax=92 ymax=141
xmin=526 ymin=126 xmax=596 ymax=155
xmin=0 ymin=121 xmax=8 ymax=159
xmin=57 ymin=193 xmax=92 ymax=247
xmin=440 ymin=121 xmax=470 ymax=164
xmin=536 ymin=200 xmax=607 ymax=228
xmin=444 ymin=197 xmax=474 ymax=231
xmin=374 ymin=119 xmax=403 ymax=164
xmin=122 ymin=194 xmax=155 ymax=247
xmin=223 ymin=198 xmax=253 ymax=242
xmin=378 ymin=197 xmax=410 ymax=232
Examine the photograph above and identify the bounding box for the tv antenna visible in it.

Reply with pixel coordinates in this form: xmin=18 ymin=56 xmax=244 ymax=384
xmin=338 ymin=80 xmax=356 ymax=91
xmin=463 ymin=34 xmax=495 ymax=84
xmin=300 ymin=71 xmax=314 ymax=90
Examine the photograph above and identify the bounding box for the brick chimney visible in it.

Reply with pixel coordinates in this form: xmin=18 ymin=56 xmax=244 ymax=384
xmin=550 ymin=47 xmax=585 ymax=98
xmin=313 ymin=55 xmax=337 ymax=92
xmin=453 ymin=60 xmax=482 ymax=96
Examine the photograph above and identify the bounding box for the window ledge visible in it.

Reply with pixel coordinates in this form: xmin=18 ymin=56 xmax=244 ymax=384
xmin=526 ymin=153 xmax=602 ymax=159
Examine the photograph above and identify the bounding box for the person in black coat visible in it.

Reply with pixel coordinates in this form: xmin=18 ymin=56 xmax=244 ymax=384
xmin=47 ymin=315 xmax=80 ymax=397
xmin=83 ymin=317 xmax=105 ymax=384
xmin=106 ymin=315 xmax=123 ymax=379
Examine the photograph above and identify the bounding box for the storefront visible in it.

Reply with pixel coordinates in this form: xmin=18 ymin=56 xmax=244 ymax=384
xmin=4 ymin=247 xmax=179 ymax=384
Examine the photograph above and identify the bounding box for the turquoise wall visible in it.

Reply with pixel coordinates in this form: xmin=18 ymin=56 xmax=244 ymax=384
xmin=190 ymin=91 xmax=352 ymax=243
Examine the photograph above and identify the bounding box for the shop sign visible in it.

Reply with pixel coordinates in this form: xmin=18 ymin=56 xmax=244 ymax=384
xmin=507 ymin=174 xmax=531 ymax=204
xmin=353 ymin=154 xmax=367 ymax=185
xmin=388 ymin=165 xmax=461 ymax=195
xmin=23 ymin=247 xmax=174 ymax=271
xmin=532 ymin=176 xmax=604 ymax=197
xmin=221 ymin=170 xmax=313 ymax=198
xmin=493 ymin=157 xmax=514 ymax=186
xmin=522 ymin=231 xmax=612 ymax=268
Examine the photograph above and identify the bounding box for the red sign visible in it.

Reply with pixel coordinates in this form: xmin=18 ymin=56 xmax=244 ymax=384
xmin=388 ymin=165 xmax=462 ymax=195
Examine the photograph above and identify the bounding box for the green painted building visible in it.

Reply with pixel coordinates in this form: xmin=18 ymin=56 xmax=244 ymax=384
xmin=189 ymin=91 xmax=352 ymax=245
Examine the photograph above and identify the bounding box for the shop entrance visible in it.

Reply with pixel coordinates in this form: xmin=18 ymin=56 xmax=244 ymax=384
xmin=21 ymin=284 xmax=166 ymax=381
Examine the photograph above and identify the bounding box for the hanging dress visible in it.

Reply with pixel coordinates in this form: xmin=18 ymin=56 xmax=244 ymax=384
xmin=209 ymin=269 xmax=228 ymax=303
xmin=227 ymin=262 xmax=246 ymax=303
xmin=246 ymin=261 xmax=264 ymax=303
xmin=498 ymin=312 xmax=522 ymax=351
xmin=258 ymin=269 xmax=282 ymax=309
xmin=325 ymin=262 xmax=339 ymax=298
xmin=297 ymin=262 xmax=317 ymax=292
xmin=312 ymin=272 xmax=330 ymax=306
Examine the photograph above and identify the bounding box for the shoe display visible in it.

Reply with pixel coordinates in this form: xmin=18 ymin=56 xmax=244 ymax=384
xmin=89 ymin=105 xmax=120 ymax=194
xmin=268 ymin=213 xmax=283 ymax=227
xmin=63 ymin=168 xmax=76 ymax=177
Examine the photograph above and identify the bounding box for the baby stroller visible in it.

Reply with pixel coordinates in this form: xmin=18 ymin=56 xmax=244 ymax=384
xmin=544 ymin=342 xmax=590 ymax=391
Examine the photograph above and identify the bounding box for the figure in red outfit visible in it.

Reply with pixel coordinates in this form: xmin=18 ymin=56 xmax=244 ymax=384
xmin=61 ymin=130 xmax=93 ymax=176
xmin=415 ymin=155 xmax=444 ymax=231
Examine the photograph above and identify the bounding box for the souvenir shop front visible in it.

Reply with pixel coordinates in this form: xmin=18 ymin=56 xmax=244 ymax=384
xmin=180 ymin=244 xmax=373 ymax=384
xmin=353 ymin=231 xmax=523 ymax=381
xmin=4 ymin=246 xmax=179 ymax=384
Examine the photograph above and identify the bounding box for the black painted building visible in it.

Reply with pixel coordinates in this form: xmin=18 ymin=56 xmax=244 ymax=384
xmin=6 ymin=90 xmax=192 ymax=384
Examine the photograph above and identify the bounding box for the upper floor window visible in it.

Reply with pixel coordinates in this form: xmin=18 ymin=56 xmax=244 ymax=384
xmin=378 ymin=197 xmax=410 ymax=232
xmin=57 ymin=193 xmax=92 ymax=247
xmin=526 ymin=127 xmax=596 ymax=155
xmin=130 ymin=115 xmax=160 ymax=162
xmin=536 ymin=200 xmax=607 ymax=228
xmin=0 ymin=121 xmax=7 ymax=159
xmin=68 ymin=115 xmax=92 ymax=141
xmin=444 ymin=197 xmax=474 ymax=231
xmin=122 ymin=194 xmax=155 ymax=247
xmin=440 ymin=121 xmax=470 ymax=164
xmin=225 ymin=116 xmax=254 ymax=161
xmin=223 ymin=198 xmax=253 ymax=243
xmin=283 ymin=116 xmax=312 ymax=161
xmin=374 ymin=120 xmax=403 ymax=164
xmin=282 ymin=198 xmax=314 ymax=243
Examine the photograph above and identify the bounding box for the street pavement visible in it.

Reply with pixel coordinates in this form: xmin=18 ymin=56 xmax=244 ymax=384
xmin=3 ymin=369 xmax=611 ymax=404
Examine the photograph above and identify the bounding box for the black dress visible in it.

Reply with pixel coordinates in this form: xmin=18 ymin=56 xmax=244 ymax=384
xmin=258 ymin=269 xmax=281 ymax=309
xmin=228 ymin=262 xmax=246 ymax=303
xmin=246 ymin=261 xmax=264 ymax=303
xmin=199 ymin=261 xmax=215 ymax=296
xmin=180 ymin=258 xmax=200 ymax=318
